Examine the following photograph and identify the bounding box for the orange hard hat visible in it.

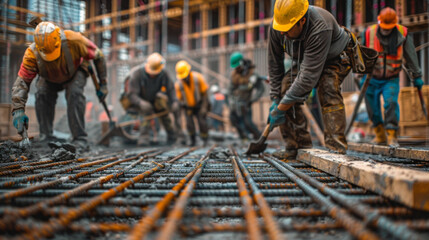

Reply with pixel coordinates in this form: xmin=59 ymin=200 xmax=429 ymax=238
xmin=34 ymin=22 xmax=62 ymax=61
xmin=378 ymin=7 xmax=398 ymax=30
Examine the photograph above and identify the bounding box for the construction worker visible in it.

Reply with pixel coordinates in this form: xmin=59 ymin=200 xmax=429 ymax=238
xmin=360 ymin=7 xmax=423 ymax=147
xmin=268 ymin=0 xmax=354 ymax=159
xmin=175 ymin=60 xmax=210 ymax=146
xmin=228 ymin=52 xmax=265 ymax=140
xmin=209 ymin=85 xmax=226 ymax=131
xmin=127 ymin=52 xmax=178 ymax=146
xmin=11 ymin=22 xmax=107 ymax=148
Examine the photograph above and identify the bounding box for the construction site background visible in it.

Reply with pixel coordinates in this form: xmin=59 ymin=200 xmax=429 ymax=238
xmin=0 ymin=0 xmax=428 ymax=140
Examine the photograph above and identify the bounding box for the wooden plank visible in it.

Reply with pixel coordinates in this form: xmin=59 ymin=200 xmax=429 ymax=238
xmin=348 ymin=143 xmax=429 ymax=161
xmin=7 ymin=5 xmax=45 ymax=17
xmin=297 ymin=149 xmax=429 ymax=210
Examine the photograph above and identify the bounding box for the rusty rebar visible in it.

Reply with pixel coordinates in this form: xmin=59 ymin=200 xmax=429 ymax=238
xmin=262 ymin=155 xmax=380 ymax=240
xmin=128 ymin=146 xmax=212 ymax=240
xmin=230 ymin=156 xmax=263 ymax=240
xmin=231 ymin=148 xmax=283 ymax=240
xmin=272 ymin=155 xmax=420 ymax=240
xmin=0 ymin=150 xmax=157 ymax=201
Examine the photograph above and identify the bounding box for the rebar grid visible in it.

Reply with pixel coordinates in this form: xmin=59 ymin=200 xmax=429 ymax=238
xmin=0 ymin=146 xmax=428 ymax=240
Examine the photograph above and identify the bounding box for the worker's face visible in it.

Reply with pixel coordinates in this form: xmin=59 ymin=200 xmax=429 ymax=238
xmin=380 ymin=27 xmax=393 ymax=36
xmin=281 ymin=18 xmax=306 ymax=40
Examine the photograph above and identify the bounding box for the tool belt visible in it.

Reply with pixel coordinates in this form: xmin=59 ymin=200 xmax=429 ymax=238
xmin=343 ymin=27 xmax=378 ymax=74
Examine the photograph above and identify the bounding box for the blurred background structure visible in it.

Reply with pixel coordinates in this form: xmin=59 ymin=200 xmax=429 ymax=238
xmin=0 ymin=0 xmax=428 ymax=138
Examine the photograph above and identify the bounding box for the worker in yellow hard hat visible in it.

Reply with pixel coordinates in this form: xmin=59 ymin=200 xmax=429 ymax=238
xmin=267 ymin=0 xmax=355 ymax=159
xmin=175 ymin=60 xmax=210 ymax=146
xmin=11 ymin=21 xmax=108 ymax=149
xmin=359 ymin=7 xmax=423 ymax=147
xmin=127 ymin=52 xmax=179 ymax=146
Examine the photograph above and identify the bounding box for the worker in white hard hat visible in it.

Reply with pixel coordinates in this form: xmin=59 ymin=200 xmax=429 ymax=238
xmin=267 ymin=0 xmax=354 ymax=159
xmin=127 ymin=52 xmax=179 ymax=146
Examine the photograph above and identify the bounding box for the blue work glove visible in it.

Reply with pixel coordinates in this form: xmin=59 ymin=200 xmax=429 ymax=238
xmin=12 ymin=109 xmax=29 ymax=134
xmin=267 ymin=101 xmax=279 ymax=123
xmin=96 ymin=82 xmax=108 ymax=102
xmin=414 ymin=77 xmax=424 ymax=90
xmin=269 ymin=107 xmax=286 ymax=131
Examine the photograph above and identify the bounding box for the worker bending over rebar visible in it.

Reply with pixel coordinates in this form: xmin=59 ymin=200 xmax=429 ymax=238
xmin=11 ymin=21 xmax=108 ymax=149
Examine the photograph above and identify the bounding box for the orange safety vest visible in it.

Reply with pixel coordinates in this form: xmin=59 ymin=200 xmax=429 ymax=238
xmin=365 ymin=24 xmax=407 ymax=78
xmin=177 ymin=72 xmax=207 ymax=107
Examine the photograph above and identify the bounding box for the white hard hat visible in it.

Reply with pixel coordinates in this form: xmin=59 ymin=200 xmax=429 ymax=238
xmin=210 ymin=85 xmax=220 ymax=93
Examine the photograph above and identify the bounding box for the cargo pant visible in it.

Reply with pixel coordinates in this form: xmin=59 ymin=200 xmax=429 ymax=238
xmin=280 ymin=46 xmax=352 ymax=153
xmin=35 ymin=69 xmax=87 ymax=142
xmin=137 ymin=93 xmax=176 ymax=144
xmin=229 ymin=104 xmax=261 ymax=140
xmin=184 ymin=106 xmax=208 ymax=142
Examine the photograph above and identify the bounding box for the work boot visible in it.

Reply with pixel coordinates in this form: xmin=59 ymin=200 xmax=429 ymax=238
xmin=71 ymin=138 xmax=89 ymax=151
xmin=189 ymin=135 xmax=196 ymax=147
xmin=272 ymin=149 xmax=297 ymax=161
xmin=386 ymin=129 xmax=399 ymax=148
xmin=371 ymin=124 xmax=387 ymax=145
xmin=166 ymin=133 xmax=177 ymax=145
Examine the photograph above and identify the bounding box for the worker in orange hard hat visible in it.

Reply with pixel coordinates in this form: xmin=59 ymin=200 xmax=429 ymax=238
xmin=11 ymin=21 xmax=108 ymax=149
xmin=359 ymin=7 xmax=423 ymax=147
xmin=175 ymin=60 xmax=210 ymax=146
xmin=127 ymin=52 xmax=179 ymax=146
xmin=267 ymin=0 xmax=355 ymax=159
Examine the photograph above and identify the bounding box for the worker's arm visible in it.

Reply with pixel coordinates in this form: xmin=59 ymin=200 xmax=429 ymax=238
xmin=12 ymin=47 xmax=38 ymax=111
xmin=267 ymin=25 xmax=285 ymax=103
xmin=280 ymin=30 xmax=331 ymax=106
xmin=250 ymin=75 xmax=265 ymax=103
xmin=402 ymin=34 xmax=423 ymax=79
xmin=128 ymin=69 xmax=151 ymax=111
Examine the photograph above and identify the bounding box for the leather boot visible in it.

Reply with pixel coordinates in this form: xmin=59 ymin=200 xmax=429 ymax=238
xmin=371 ymin=124 xmax=387 ymax=145
xmin=386 ymin=129 xmax=399 ymax=148
xmin=189 ymin=135 xmax=196 ymax=146
xmin=272 ymin=149 xmax=297 ymax=161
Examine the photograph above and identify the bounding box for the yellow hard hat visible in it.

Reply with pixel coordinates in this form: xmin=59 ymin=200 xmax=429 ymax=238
xmin=175 ymin=60 xmax=191 ymax=80
xmin=145 ymin=52 xmax=165 ymax=75
xmin=34 ymin=22 xmax=62 ymax=61
xmin=273 ymin=0 xmax=309 ymax=32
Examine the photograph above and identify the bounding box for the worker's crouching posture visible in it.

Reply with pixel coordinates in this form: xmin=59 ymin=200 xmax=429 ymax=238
xmin=127 ymin=53 xmax=178 ymax=145
xmin=361 ymin=7 xmax=423 ymax=147
xmin=175 ymin=60 xmax=210 ymax=146
xmin=228 ymin=52 xmax=265 ymax=141
xmin=268 ymin=0 xmax=355 ymax=159
xmin=11 ymin=22 xmax=108 ymax=148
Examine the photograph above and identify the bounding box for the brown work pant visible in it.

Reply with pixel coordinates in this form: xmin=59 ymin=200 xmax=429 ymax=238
xmin=280 ymin=52 xmax=351 ymax=153
xmin=185 ymin=107 xmax=208 ymax=140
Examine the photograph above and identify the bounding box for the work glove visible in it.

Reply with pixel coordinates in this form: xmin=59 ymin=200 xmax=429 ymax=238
xmin=267 ymin=101 xmax=279 ymax=123
xmin=268 ymin=107 xmax=286 ymax=131
xmin=414 ymin=77 xmax=424 ymax=90
xmin=12 ymin=109 xmax=29 ymax=134
xmin=96 ymin=82 xmax=108 ymax=102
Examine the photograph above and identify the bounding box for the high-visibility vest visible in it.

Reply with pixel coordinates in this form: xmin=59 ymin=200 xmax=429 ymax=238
xmin=365 ymin=24 xmax=407 ymax=78
xmin=29 ymin=30 xmax=76 ymax=80
xmin=178 ymin=72 xmax=201 ymax=107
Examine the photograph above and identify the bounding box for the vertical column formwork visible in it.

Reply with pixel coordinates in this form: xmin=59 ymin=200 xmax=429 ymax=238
xmin=219 ymin=4 xmax=227 ymax=89
xmin=201 ymin=3 xmax=209 ymax=81
xmin=246 ymin=0 xmax=254 ymax=60
xmin=182 ymin=0 xmax=189 ymax=54
xmin=129 ymin=0 xmax=136 ymax=58
xmin=148 ymin=0 xmax=155 ymax=54
xmin=161 ymin=0 xmax=168 ymax=57
xmin=354 ymin=0 xmax=365 ymax=25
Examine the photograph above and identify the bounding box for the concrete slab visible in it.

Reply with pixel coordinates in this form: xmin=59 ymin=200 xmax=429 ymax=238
xmin=297 ymin=148 xmax=429 ymax=210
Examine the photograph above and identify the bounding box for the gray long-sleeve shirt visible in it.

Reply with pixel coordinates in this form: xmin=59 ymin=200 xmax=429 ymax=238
xmin=128 ymin=64 xmax=177 ymax=107
xmin=268 ymin=6 xmax=350 ymax=105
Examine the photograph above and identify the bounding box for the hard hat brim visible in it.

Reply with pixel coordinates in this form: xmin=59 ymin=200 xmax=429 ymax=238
xmin=145 ymin=62 xmax=164 ymax=75
xmin=272 ymin=18 xmax=296 ymax=32
xmin=379 ymin=22 xmax=396 ymax=30
xmin=230 ymin=61 xmax=240 ymax=68
xmin=38 ymin=44 xmax=61 ymax=62
xmin=176 ymin=71 xmax=189 ymax=80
